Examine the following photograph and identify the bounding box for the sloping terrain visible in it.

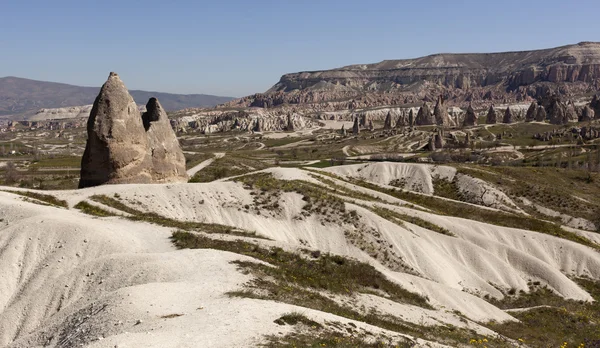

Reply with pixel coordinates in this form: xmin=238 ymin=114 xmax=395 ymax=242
xmin=2 ymin=162 xmax=600 ymax=347
xmin=0 ymin=76 xmax=234 ymax=118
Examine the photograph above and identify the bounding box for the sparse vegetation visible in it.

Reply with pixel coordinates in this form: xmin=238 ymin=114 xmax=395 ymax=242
xmin=487 ymin=278 xmax=600 ymax=347
xmin=2 ymin=189 xmax=68 ymax=208
xmin=74 ymin=201 xmax=116 ymax=217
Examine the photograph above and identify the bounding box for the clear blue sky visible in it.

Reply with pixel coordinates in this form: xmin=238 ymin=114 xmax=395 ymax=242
xmin=1 ymin=0 xmax=599 ymax=97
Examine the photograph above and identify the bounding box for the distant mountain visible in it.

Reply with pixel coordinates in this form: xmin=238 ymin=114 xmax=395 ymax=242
xmin=0 ymin=76 xmax=235 ymax=118
xmin=226 ymin=41 xmax=600 ymax=109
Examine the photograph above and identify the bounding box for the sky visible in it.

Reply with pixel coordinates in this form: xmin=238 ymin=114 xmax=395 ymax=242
xmin=1 ymin=0 xmax=599 ymax=97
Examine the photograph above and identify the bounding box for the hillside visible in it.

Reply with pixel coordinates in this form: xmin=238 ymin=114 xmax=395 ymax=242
xmin=0 ymin=76 xmax=235 ymax=118
xmin=226 ymin=42 xmax=600 ymax=110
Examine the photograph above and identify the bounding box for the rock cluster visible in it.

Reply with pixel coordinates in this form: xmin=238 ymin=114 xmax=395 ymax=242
xmin=383 ymin=111 xmax=393 ymax=130
xmin=79 ymin=73 xmax=187 ymax=188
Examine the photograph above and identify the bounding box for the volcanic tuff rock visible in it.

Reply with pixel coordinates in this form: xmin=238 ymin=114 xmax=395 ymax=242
xmin=463 ymin=104 xmax=477 ymax=127
xmin=352 ymin=117 xmax=360 ymax=135
xmin=142 ymin=98 xmax=187 ymax=182
xmin=225 ymin=42 xmax=600 ymax=110
xmin=415 ymin=102 xmax=435 ymax=125
xmin=536 ymin=105 xmax=547 ymax=122
xmin=433 ymin=96 xmax=454 ymax=127
xmin=79 ymin=73 xmax=187 ymax=188
xmin=486 ymin=105 xmax=497 ymax=124
xmin=581 ymin=105 xmax=595 ymax=121
xmin=525 ymin=102 xmax=538 ymax=122
xmin=503 ymin=107 xmax=514 ymax=124
xmin=383 ymin=111 xmax=393 ymax=130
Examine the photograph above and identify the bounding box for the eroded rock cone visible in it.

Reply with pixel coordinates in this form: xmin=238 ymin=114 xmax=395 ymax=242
xmin=591 ymin=94 xmax=600 ymax=115
xmin=433 ymin=96 xmax=454 ymax=127
xmin=408 ymin=109 xmax=415 ymax=126
xmin=566 ymin=102 xmax=578 ymax=122
xmin=549 ymin=100 xmax=568 ymax=125
xmin=535 ymin=105 xmax=547 ymax=122
xmin=503 ymin=107 xmax=514 ymax=124
xmin=142 ymin=98 xmax=187 ymax=183
xmin=79 ymin=73 xmax=153 ymax=188
xmin=428 ymin=136 xmax=436 ymax=151
xmin=525 ymin=102 xmax=538 ymax=122
xmin=463 ymin=104 xmax=477 ymax=127
xmin=416 ymin=102 xmax=434 ymax=125
xmin=286 ymin=113 xmax=294 ymax=131
xmin=581 ymin=105 xmax=595 ymax=122
xmin=434 ymin=130 xmax=445 ymax=149
xmin=352 ymin=117 xmax=360 ymax=135
xmin=486 ymin=105 xmax=497 ymax=124
xmin=368 ymin=119 xmax=374 ymax=131
xmin=383 ymin=111 xmax=393 ymax=130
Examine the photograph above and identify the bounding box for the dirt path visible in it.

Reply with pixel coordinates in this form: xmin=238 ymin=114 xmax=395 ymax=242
xmin=186 ymin=152 xmax=225 ymax=177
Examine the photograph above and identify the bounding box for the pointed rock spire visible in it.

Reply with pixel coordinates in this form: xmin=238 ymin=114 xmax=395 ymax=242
xmin=416 ymin=102 xmax=434 ymax=125
xmin=463 ymin=104 xmax=477 ymax=127
xmin=79 ymin=72 xmax=152 ymax=188
xmin=535 ymin=105 xmax=547 ymax=122
xmin=503 ymin=107 xmax=514 ymax=124
xmin=525 ymin=102 xmax=538 ymax=122
xmin=383 ymin=111 xmax=393 ymax=130
xmin=352 ymin=117 xmax=360 ymax=135
xmin=433 ymin=95 xmax=454 ymax=127
xmin=486 ymin=105 xmax=497 ymax=124
xmin=143 ymin=98 xmax=187 ymax=183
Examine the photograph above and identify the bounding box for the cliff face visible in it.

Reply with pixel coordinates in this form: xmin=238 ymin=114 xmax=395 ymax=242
xmin=272 ymin=42 xmax=600 ymax=91
xmin=226 ymin=42 xmax=600 ymax=109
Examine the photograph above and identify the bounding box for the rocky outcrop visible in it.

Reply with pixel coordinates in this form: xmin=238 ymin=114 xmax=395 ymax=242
xmin=503 ymin=107 xmax=514 ymax=124
xmin=223 ymin=42 xmax=600 ymax=110
xmin=525 ymin=102 xmax=537 ymax=122
xmin=352 ymin=117 xmax=360 ymax=135
xmin=581 ymin=105 xmax=595 ymax=121
xmin=383 ymin=111 xmax=393 ymax=130
xmin=415 ymin=103 xmax=434 ymax=125
xmin=79 ymin=73 xmax=187 ymax=188
xmin=434 ymin=130 xmax=445 ymax=149
xmin=142 ymin=98 xmax=187 ymax=183
xmin=286 ymin=113 xmax=294 ymax=131
xmin=463 ymin=104 xmax=477 ymax=127
xmin=535 ymin=105 xmax=547 ymax=122
xmin=486 ymin=105 xmax=497 ymax=124
xmin=433 ymin=96 xmax=454 ymax=127
xmin=549 ymin=100 xmax=569 ymax=125
xmin=591 ymin=95 xmax=600 ymax=115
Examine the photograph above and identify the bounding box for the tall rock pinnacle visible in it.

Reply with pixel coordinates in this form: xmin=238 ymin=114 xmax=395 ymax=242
xmin=142 ymin=98 xmax=188 ymax=183
xmin=79 ymin=72 xmax=187 ymax=188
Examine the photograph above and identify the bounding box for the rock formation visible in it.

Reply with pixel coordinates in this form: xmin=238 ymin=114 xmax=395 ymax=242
xmin=535 ymin=105 xmax=547 ymax=122
xmin=591 ymin=94 xmax=600 ymax=115
xmin=525 ymin=102 xmax=538 ymax=122
xmin=368 ymin=119 xmax=375 ymax=131
xmin=286 ymin=113 xmax=294 ymax=131
xmin=503 ymin=107 xmax=514 ymax=124
xmin=142 ymin=98 xmax=187 ymax=182
xmin=340 ymin=124 xmax=347 ymax=136
xmin=486 ymin=105 xmax=497 ymax=124
xmin=408 ymin=109 xmax=415 ymax=129
xmin=433 ymin=96 xmax=454 ymax=127
xmin=565 ymin=102 xmax=578 ymax=122
xmin=549 ymin=100 xmax=568 ymax=125
xmin=352 ymin=117 xmax=360 ymax=135
xmin=434 ymin=130 xmax=445 ymax=149
xmin=79 ymin=73 xmax=187 ymax=188
xmin=416 ymin=102 xmax=434 ymax=125
xmin=581 ymin=105 xmax=595 ymax=121
xmin=428 ymin=136 xmax=436 ymax=151
xmin=383 ymin=111 xmax=393 ymax=130
xmin=463 ymin=104 xmax=477 ymax=127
